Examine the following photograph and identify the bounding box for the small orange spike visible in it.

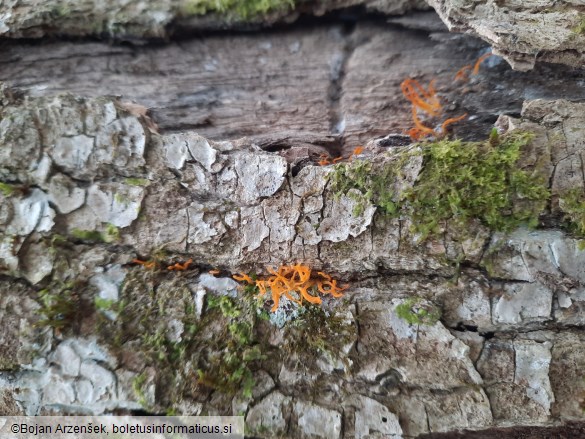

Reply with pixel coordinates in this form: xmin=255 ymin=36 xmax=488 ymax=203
xmin=454 ymin=65 xmax=472 ymax=82
xmin=168 ymin=258 xmax=193 ymax=271
xmin=318 ymin=153 xmax=331 ymax=166
xmin=440 ymin=113 xmax=467 ymax=135
xmin=407 ymin=106 xmax=436 ymax=140
xmin=233 ymin=273 xmax=254 ymax=284
xmin=472 ymin=52 xmax=493 ymax=75
xmin=132 ymin=259 xmax=157 ymax=269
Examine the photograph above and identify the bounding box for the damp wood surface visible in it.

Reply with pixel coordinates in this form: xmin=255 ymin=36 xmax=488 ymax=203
xmin=1 ymin=16 xmax=585 ymax=155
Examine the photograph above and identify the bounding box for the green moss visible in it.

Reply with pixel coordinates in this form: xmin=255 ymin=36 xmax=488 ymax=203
xmin=330 ymin=131 xmax=550 ymax=242
xmin=207 ymin=294 xmax=241 ymax=318
xmin=489 ymin=127 xmax=500 ymax=146
xmin=114 ymin=193 xmax=128 ymax=205
xmin=197 ymin=293 xmax=264 ymax=398
xmin=559 ymin=188 xmax=585 ymax=239
xmin=104 ymin=223 xmax=120 ymax=243
xmin=572 ymin=16 xmax=585 ymax=34
xmin=403 ymin=132 xmax=549 ymax=240
xmin=180 ymin=0 xmax=294 ymax=19
xmin=50 ymin=234 xmax=68 ymax=247
xmin=97 ymin=273 xmax=203 ymax=409
xmin=124 ymin=178 xmax=151 ymax=187
xmin=36 ymin=284 xmax=79 ymax=331
xmin=395 ymin=297 xmax=441 ymax=326
xmin=329 ymin=158 xmax=399 ymax=216
xmin=70 ymin=228 xmax=105 ymax=242
xmin=70 ymin=224 xmax=119 ymax=243
xmin=0 ymin=182 xmax=17 ymax=197
xmin=95 ymin=269 xmax=267 ymax=408
xmin=94 ymin=297 xmax=126 ymax=315
xmin=132 ymin=372 xmax=150 ymax=409
xmin=283 ymin=305 xmax=355 ymax=363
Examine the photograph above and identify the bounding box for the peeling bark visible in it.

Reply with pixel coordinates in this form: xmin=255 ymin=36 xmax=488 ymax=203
xmin=427 ymin=0 xmax=585 ymax=71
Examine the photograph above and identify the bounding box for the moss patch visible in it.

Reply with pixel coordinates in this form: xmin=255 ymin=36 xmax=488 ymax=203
xmin=104 ymin=224 xmax=120 ymax=243
xmin=559 ymin=188 xmax=585 ymax=239
xmin=124 ymin=178 xmax=151 ymax=187
xmin=180 ymin=0 xmax=294 ymax=19
xmin=35 ymin=283 xmax=79 ymax=332
xmin=329 ymin=159 xmax=399 ymax=216
xmin=403 ymin=132 xmax=550 ymax=240
xmin=330 ymin=131 xmax=550 ymax=242
xmin=70 ymin=229 xmax=105 ymax=243
xmin=70 ymin=224 xmax=119 ymax=243
xmin=282 ymin=304 xmax=355 ymax=369
xmin=196 ymin=293 xmax=264 ymax=398
xmin=0 ymin=182 xmax=16 ymax=197
xmin=395 ymin=298 xmax=441 ymax=326
xmin=572 ymin=15 xmax=585 ymax=34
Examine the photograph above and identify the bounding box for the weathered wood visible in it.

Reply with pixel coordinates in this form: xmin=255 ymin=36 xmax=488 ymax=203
xmin=1 ymin=18 xmax=584 ymax=155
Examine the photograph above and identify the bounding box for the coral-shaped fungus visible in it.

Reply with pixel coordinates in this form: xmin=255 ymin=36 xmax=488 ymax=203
xmin=401 ymin=78 xmax=466 ymax=140
xmin=233 ymin=264 xmax=347 ymax=312
xmin=401 ymin=51 xmax=493 ymax=140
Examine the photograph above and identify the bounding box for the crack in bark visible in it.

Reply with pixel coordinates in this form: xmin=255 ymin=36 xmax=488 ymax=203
xmin=424 ymin=403 xmax=432 ymax=433
xmin=326 ymin=22 xmax=369 ymax=154
xmin=185 ymin=205 xmax=191 ymax=253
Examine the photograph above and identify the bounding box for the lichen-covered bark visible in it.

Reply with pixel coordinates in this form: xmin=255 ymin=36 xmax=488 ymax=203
xmin=427 ymin=0 xmax=585 ymax=71
xmin=2 ymin=86 xmax=585 ymax=437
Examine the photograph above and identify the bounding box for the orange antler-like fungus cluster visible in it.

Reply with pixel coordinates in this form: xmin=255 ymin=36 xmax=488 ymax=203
xmin=401 ymin=78 xmax=442 ymax=117
xmin=233 ymin=264 xmax=347 ymax=312
xmin=401 ymin=78 xmax=467 ymax=141
xmin=401 ymin=51 xmax=494 ymax=140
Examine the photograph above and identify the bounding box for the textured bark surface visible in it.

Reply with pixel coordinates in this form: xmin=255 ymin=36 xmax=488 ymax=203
xmin=1 ymin=18 xmax=584 ymax=154
xmin=2 ymin=2 xmax=585 ymax=438
xmin=426 ymin=0 xmax=585 ymax=71
xmin=3 ymin=0 xmax=584 ymax=72
xmin=2 ymin=84 xmax=585 ymax=437
xmin=0 ymin=0 xmax=428 ymax=39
